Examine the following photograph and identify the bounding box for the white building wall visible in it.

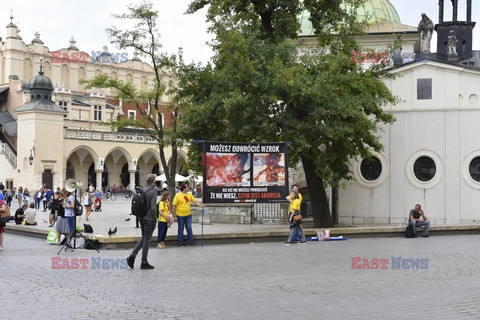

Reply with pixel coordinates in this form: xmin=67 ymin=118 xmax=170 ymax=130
xmin=338 ymin=61 xmax=480 ymax=226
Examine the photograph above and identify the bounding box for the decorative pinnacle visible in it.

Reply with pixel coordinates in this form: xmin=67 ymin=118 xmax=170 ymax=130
xmin=39 ymin=58 xmax=44 ymax=75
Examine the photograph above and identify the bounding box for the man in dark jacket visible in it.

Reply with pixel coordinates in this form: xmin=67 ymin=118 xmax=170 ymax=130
xmin=127 ymin=174 xmax=158 ymax=269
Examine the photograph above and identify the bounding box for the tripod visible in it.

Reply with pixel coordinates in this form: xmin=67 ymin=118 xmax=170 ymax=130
xmin=58 ymin=187 xmax=99 ymax=255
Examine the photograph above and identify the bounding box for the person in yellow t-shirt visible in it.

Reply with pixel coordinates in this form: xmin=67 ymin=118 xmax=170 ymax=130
xmin=284 ymin=190 xmax=305 ymax=245
xmin=157 ymin=191 xmax=172 ymax=249
xmin=287 ymin=184 xmax=303 ymax=241
xmin=173 ymin=183 xmax=204 ymax=247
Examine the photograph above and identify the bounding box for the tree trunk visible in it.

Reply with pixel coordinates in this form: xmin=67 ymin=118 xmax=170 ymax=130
xmin=301 ymin=156 xmax=333 ymax=228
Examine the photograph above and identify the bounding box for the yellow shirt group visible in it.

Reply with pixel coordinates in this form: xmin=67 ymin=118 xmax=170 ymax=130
xmin=173 ymin=192 xmax=196 ymax=217
xmin=158 ymin=200 xmax=170 ymax=222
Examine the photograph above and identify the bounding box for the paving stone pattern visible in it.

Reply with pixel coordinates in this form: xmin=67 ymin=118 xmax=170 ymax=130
xmin=1 ymin=234 xmax=480 ymax=319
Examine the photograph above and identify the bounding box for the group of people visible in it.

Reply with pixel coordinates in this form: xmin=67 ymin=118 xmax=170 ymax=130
xmin=0 ymin=185 xmax=32 ymax=208
xmin=282 ymin=185 xmax=430 ymax=244
xmin=127 ymin=175 xmax=205 ymax=270
xmin=0 ymin=184 xmax=58 ymax=212
xmin=0 ymin=186 xmax=78 ymax=250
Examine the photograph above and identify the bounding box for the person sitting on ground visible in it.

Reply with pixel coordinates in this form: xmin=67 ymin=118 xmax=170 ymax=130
xmin=409 ymin=204 xmax=430 ymax=238
xmin=14 ymin=204 xmax=28 ymax=225
xmin=24 ymin=203 xmax=37 ymax=225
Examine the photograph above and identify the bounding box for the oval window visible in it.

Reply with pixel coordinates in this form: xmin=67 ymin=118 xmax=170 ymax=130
xmin=360 ymin=157 xmax=382 ymax=181
xmin=469 ymin=156 xmax=480 ymax=182
xmin=413 ymin=156 xmax=436 ymax=182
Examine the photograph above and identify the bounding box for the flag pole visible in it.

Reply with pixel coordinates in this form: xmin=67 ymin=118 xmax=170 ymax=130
xmin=201 ymin=206 xmax=205 ymax=247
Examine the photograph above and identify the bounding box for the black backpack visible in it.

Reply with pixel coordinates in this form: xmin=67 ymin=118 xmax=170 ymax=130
xmin=405 ymin=223 xmax=415 ymax=238
xmin=83 ymin=223 xmax=93 ymax=233
xmin=131 ymin=189 xmax=151 ymax=217
xmin=74 ymin=199 xmax=83 ymax=216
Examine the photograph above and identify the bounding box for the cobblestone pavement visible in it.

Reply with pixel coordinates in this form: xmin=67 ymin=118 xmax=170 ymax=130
xmin=1 ymin=233 xmax=480 ymax=319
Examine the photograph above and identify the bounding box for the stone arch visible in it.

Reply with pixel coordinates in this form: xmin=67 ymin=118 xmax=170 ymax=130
xmin=126 ymin=73 xmax=133 ymax=84
xmin=65 ymin=146 xmax=99 ymax=188
xmin=1 ymin=57 xmax=5 ymax=83
xmin=138 ymin=148 xmax=160 ymax=168
xmin=78 ymin=67 xmax=86 ymax=90
xmin=61 ymin=64 xmax=69 ymax=87
xmin=43 ymin=61 xmax=51 ymax=78
xmin=167 ymin=150 xmax=188 ymax=175
xmin=104 ymin=147 xmax=133 ymax=188
xmin=65 ymin=145 xmax=100 ymax=165
xmin=137 ymin=148 xmax=160 ymax=183
xmin=24 ymin=58 xmax=33 ymax=81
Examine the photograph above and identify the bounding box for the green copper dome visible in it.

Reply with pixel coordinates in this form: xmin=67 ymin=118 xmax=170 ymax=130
xmin=300 ymin=0 xmax=401 ymax=36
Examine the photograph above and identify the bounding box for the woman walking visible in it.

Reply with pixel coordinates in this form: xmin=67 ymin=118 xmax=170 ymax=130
xmin=83 ymin=191 xmax=92 ymax=221
xmin=283 ymin=191 xmax=306 ymax=245
xmin=22 ymin=188 xmax=30 ymax=206
xmin=34 ymin=188 xmax=43 ymax=210
xmin=16 ymin=186 xmax=23 ymax=207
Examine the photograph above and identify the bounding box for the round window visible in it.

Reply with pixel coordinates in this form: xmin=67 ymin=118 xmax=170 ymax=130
xmin=469 ymin=156 xmax=480 ymax=182
xmin=413 ymin=156 xmax=436 ymax=182
xmin=360 ymin=157 xmax=382 ymax=181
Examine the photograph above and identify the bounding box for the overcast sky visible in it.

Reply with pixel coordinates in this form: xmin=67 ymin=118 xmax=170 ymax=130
xmin=1 ymin=0 xmax=479 ymax=65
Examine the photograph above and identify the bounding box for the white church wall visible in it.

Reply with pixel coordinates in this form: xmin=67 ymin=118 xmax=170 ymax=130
xmin=339 ymin=62 xmax=480 ymax=226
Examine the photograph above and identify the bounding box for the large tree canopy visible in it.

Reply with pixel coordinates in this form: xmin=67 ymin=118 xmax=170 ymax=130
xmin=176 ymin=0 xmax=397 ymax=227
xmin=83 ymin=1 xmax=182 ymax=198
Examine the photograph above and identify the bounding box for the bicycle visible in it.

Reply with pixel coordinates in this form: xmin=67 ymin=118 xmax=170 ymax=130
xmin=122 ymin=189 xmax=133 ymax=200
xmin=102 ymin=192 xmax=117 ymax=201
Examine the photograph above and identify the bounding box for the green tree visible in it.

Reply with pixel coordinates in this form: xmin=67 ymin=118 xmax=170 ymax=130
xmin=176 ymin=0 xmax=397 ymax=227
xmin=83 ymin=1 xmax=181 ymax=197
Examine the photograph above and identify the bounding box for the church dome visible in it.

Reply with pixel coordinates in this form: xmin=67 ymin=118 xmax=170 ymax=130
xmin=29 ymin=68 xmax=54 ymax=91
xmin=355 ymin=0 xmax=400 ymax=24
xmin=299 ymin=0 xmax=401 ymax=36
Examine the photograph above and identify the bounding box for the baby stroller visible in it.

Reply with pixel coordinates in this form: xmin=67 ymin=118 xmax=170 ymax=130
xmin=94 ymin=197 xmax=102 ymax=212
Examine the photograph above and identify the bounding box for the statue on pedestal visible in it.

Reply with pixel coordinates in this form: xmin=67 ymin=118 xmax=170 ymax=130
xmin=447 ymin=30 xmax=458 ymax=55
xmin=418 ymin=13 xmax=434 ymax=53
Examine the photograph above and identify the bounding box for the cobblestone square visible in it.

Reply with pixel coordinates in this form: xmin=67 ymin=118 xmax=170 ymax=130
xmin=1 ymin=233 xmax=480 ymax=319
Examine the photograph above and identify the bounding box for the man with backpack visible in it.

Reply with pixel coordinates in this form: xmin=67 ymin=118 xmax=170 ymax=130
xmin=127 ymin=174 xmax=158 ymax=270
